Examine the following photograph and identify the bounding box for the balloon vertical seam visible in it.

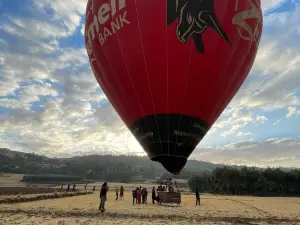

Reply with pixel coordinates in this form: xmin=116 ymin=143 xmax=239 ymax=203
xmin=133 ymin=0 xmax=163 ymax=154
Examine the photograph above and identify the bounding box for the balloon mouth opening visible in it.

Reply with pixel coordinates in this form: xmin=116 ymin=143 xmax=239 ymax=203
xmin=151 ymin=155 xmax=187 ymax=175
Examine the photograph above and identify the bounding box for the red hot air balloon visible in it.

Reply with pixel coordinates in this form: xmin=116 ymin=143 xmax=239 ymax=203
xmin=84 ymin=0 xmax=263 ymax=174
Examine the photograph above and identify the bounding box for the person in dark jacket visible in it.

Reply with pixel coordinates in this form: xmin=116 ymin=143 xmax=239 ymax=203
xmin=196 ymin=188 xmax=200 ymax=205
xmin=152 ymin=186 xmax=156 ymax=204
xmin=120 ymin=185 xmax=124 ymax=200
xmin=132 ymin=189 xmax=135 ymax=205
xmin=99 ymin=182 xmax=109 ymax=211
xmin=135 ymin=187 xmax=139 ymax=204
xmin=144 ymin=188 xmax=148 ymax=204
xmin=115 ymin=188 xmax=119 ymax=200
xmin=141 ymin=188 xmax=145 ymax=204
xmin=137 ymin=188 xmax=141 ymax=204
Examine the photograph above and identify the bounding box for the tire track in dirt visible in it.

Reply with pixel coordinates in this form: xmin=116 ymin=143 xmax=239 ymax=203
xmin=1 ymin=209 xmax=299 ymax=225
xmin=228 ymin=198 xmax=271 ymax=216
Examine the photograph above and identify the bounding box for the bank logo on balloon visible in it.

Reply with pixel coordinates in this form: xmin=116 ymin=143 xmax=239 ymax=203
xmin=167 ymin=0 xmax=231 ymax=53
xmin=85 ymin=0 xmax=130 ymax=52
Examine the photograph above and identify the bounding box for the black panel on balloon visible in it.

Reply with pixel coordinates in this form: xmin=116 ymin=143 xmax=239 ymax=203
xmin=129 ymin=114 xmax=209 ymax=175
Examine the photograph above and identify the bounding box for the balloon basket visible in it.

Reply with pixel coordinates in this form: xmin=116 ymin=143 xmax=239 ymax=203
xmin=157 ymin=191 xmax=181 ymax=206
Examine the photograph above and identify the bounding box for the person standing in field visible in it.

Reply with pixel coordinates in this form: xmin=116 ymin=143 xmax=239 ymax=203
xmin=72 ymin=184 xmax=76 ymax=192
xmin=85 ymin=184 xmax=87 ymax=190
xmin=144 ymin=188 xmax=148 ymax=204
xmin=135 ymin=187 xmax=139 ymax=204
xmin=195 ymin=188 xmax=200 ymax=206
xmin=141 ymin=188 xmax=145 ymax=204
xmin=99 ymin=182 xmax=109 ymax=212
xmin=137 ymin=188 xmax=141 ymax=204
xmin=132 ymin=189 xmax=136 ymax=205
xmin=152 ymin=186 xmax=156 ymax=204
xmin=120 ymin=185 xmax=124 ymax=200
xmin=93 ymin=186 xmax=96 ymax=193
xmin=115 ymin=188 xmax=119 ymax=200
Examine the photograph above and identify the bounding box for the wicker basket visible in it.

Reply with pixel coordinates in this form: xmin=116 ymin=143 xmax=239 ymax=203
xmin=157 ymin=191 xmax=181 ymax=204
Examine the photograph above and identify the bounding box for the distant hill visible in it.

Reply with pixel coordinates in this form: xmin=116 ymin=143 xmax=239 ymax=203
xmin=0 ymin=148 xmax=222 ymax=182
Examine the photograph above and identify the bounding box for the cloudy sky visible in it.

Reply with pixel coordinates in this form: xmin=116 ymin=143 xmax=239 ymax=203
xmin=0 ymin=0 xmax=299 ymax=168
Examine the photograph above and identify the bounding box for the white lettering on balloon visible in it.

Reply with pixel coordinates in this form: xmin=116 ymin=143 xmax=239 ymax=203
xmin=232 ymin=0 xmax=262 ymax=50
xmin=86 ymin=0 xmax=130 ymax=55
xmin=173 ymin=130 xmax=201 ymax=141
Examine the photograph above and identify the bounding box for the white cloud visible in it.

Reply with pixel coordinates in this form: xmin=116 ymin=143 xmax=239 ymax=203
xmin=230 ymin=5 xmax=300 ymax=111
xmin=261 ymin=0 xmax=285 ymax=12
xmin=0 ymin=100 xmax=130 ymax=157
xmin=0 ymin=82 xmax=58 ymax=110
xmin=2 ymin=17 xmax=69 ymax=40
xmin=80 ymin=23 xmax=85 ymax=36
xmin=256 ymin=115 xmax=267 ymax=123
xmin=237 ymin=132 xmax=252 ymax=137
xmin=206 ymin=107 xmax=254 ymax=138
xmin=33 ymin=0 xmax=86 ymax=35
xmin=193 ymin=137 xmax=300 ymax=168
xmin=286 ymin=106 xmax=300 ymax=118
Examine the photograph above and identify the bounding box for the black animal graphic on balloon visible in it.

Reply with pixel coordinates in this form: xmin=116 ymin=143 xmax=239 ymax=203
xmin=167 ymin=0 xmax=231 ymax=53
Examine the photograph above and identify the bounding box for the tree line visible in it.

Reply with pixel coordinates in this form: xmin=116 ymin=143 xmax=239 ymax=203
xmin=188 ymin=166 xmax=300 ymax=197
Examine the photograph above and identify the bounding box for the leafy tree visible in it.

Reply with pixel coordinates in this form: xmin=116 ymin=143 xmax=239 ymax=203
xmin=188 ymin=166 xmax=300 ymax=197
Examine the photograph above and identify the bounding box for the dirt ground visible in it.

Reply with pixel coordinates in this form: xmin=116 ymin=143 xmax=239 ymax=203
xmin=1 ymin=191 xmax=300 ymax=225
xmin=0 ymin=173 xmax=25 ymax=187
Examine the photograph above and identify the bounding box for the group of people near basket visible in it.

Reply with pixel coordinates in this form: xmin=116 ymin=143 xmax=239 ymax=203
xmin=132 ymin=186 xmax=148 ymax=204
xmin=98 ymin=182 xmax=201 ymax=212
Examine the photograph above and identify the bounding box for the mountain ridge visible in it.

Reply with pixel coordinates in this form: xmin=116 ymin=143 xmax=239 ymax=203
xmin=0 ymin=148 xmax=222 ymax=180
xmin=1 ymin=148 xmax=296 ymax=182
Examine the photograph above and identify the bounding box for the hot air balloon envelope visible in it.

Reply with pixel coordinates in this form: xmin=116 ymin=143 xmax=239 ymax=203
xmin=84 ymin=0 xmax=263 ymax=174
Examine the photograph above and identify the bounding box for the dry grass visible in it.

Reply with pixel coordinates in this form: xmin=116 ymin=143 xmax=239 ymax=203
xmin=0 ymin=213 xmax=237 ymax=225
xmin=1 ymin=176 xmax=300 ymax=224
xmin=0 ymin=193 xmax=47 ymax=200
xmin=0 ymin=186 xmax=66 ymax=196
xmin=1 ymin=191 xmax=300 ymax=225
xmin=0 ymin=173 xmax=25 ymax=187
xmin=0 ymin=191 xmax=93 ymax=204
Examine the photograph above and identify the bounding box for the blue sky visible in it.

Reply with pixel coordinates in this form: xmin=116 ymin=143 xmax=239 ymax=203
xmin=0 ymin=0 xmax=300 ymax=168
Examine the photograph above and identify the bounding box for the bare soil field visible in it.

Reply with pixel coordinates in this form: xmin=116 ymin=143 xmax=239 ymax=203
xmin=1 ymin=191 xmax=300 ymax=225
xmin=0 ymin=173 xmax=25 ymax=187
